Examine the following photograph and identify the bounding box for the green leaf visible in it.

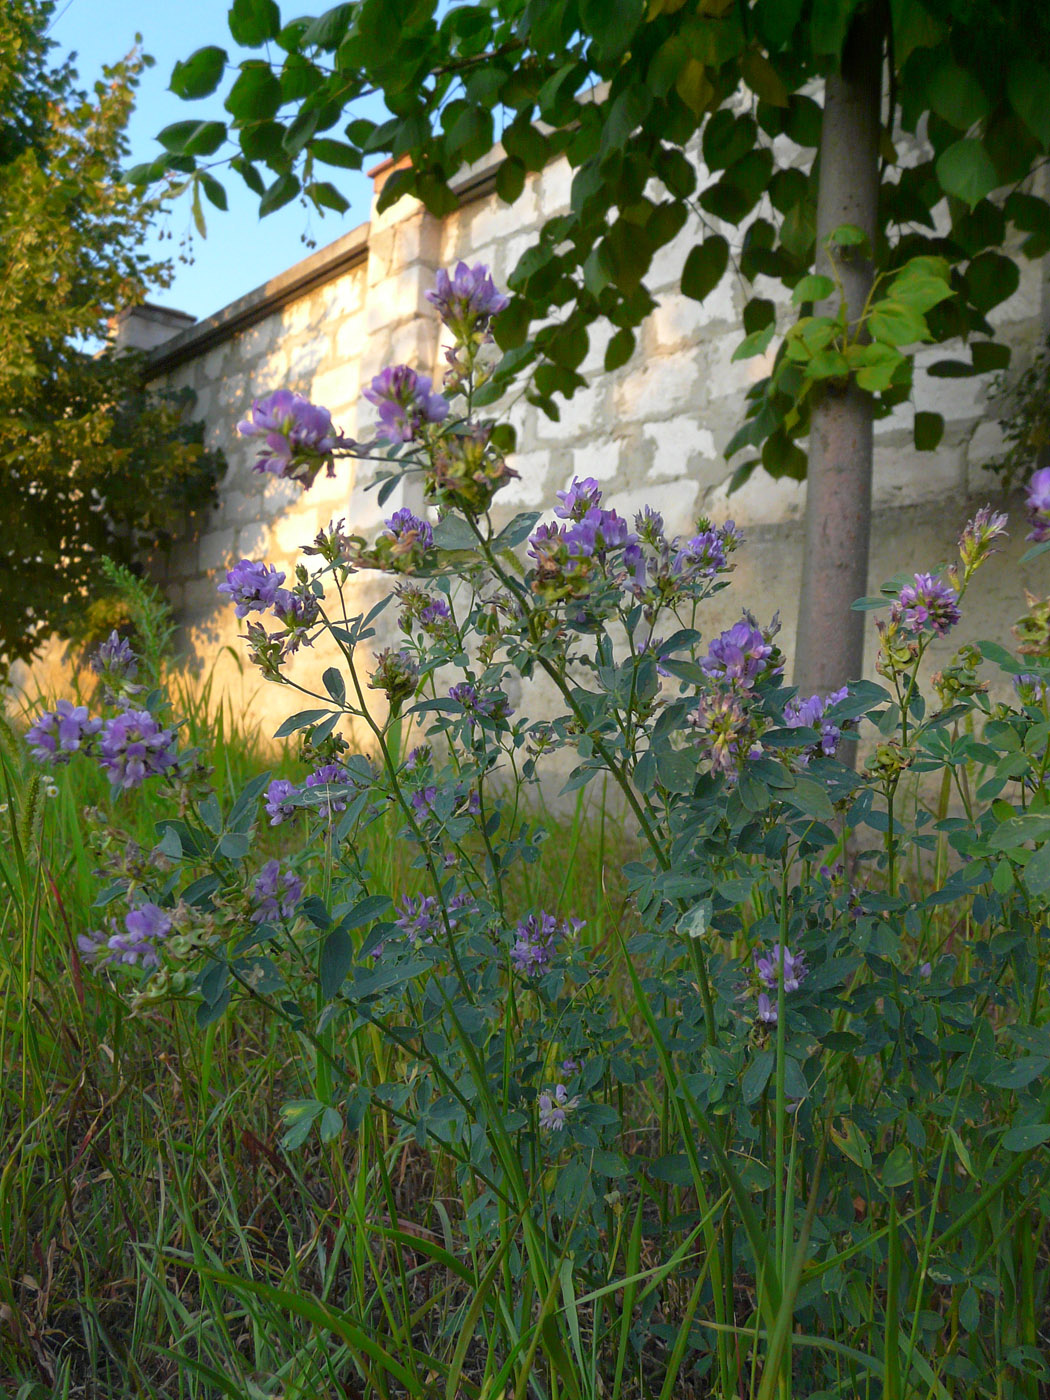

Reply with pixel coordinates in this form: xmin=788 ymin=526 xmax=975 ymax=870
xmin=307 ymin=181 xmax=350 ymax=214
xmin=342 ymin=895 xmax=392 ymax=930
xmin=183 ymin=121 xmax=228 ymax=157
xmin=604 ymin=327 xmax=635 ymax=371
xmin=225 ymin=61 xmax=283 ymax=121
xmin=259 ymin=172 xmax=300 ymax=215
xmin=791 ymin=274 xmax=834 ymax=305
xmin=309 ymin=137 xmax=361 ymax=169
xmin=882 ymin=1143 xmax=913 ymax=1188
xmin=732 ymin=325 xmax=775 ymax=361
xmin=580 ymin=0 xmax=643 ymax=58
xmin=1007 ymin=58 xmax=1050 ymax=149
xmin=740 ymin=50 xmax=788 ymax=107
xmin=987 ymin=813 xmax=1050 ymax=851
xmin=300 ymin=3 xmax=355 ymax=50
xmin=984 ymin=1056 xmax=1048 ymax=1090
xmin=493 ymin=512 xmax=541 ymax=550
xmin=936 ymin=139 xmax=999 ymax=210
xmin=681 ymin=235 xmax=729 ymax=302
xmin=170 ymin=47 xmax=228 ymax=100
xmin=849 ymin=342 xmax=906 ymax=391
xmin=1001 ymin=1122 xmax=1050 ymax=1151
xmin=320 ymin=927 xmax=352 ymax=1000
xmin=1023 ymin=841 xmax=1050 ymax=898
xmin=806 ymin=348 xmax=849 ymax=379
xmin=810 ymin=0 xmax=863 ymax=57
xmin=868 ymin=299 xmax=929 ymax=347
xmin=964 ymin=251 xmax=1020 ymax=314
xmin=914 ymin=411 xmax=944 ymax=450
xmin=926 ymin=61 xmax=989 ymax=131
xmin=157 ymin=120 xmax=206 ymax=154
xmin=229 ymin=0 xmax=282 ymax=46
xmin=273 ymin=708 xmax=329 ymax=738
xmin=201 ymin=173 xmax=228 ymax=210
xmin=432 ymin=514 xmax=477 ymax=550
xmin=783 ymin=774 xmax=834 ymax=821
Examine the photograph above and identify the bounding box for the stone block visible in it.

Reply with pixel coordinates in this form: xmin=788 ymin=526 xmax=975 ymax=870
xmin=616 ymin=354 xmax=700 ymax=422
xmin=604 ymin=479 xmax=700 ymax=536
xmin=539 ymin=157 xmax=573 ymax=217
xmin=571 ymin=437 xmax=622 ymax=482
xmin=535 ymin=384 xmax=607 ymax=442
xmin=199 ymin=529 xmax=237 ymax=574
xmin=237 ymin=521 xmax=273 ymax=559
xmin=334 ymin=313 xmax=366 ymax=362
xmin=873 ymin=442 xmax=965 ymax=508
xmin=501 ymin=450 xmax=551 ymax=507
xmin=705 ymin=468 xmax=805 ymax=528
xmin=645 ymin=419 xmax=717 ymax=479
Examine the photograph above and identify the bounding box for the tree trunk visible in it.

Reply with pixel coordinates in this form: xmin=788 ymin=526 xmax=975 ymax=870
xmin=793 ymin=7 xmax=884 ymax=697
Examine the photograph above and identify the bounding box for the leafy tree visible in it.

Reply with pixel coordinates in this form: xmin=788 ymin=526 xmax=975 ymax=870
xmin=1 ymin=0 xmax=223 ymax=673
xmin=147 ymin=0 xmax=1050 ymax=690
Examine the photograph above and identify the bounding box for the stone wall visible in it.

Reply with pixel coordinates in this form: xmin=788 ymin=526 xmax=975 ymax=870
xmin=11 ymin=144 xmax=1050 ymax=744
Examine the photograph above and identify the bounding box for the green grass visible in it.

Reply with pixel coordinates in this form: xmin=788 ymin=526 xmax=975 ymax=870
xmin=2 ymin=686 xmax=1049 ymax=1400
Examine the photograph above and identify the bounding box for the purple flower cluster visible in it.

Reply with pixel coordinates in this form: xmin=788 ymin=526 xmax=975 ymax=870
xmin=959 ymin=505 xmax=1009 ymax=572
xmin=425 ymin=261 xmax=509 ymax=340
xmin=891 ymin=572 xmax=961 ymax=637
xmin=687 ymin=686 xmax=754 ymax=777
xmin=538 ymin=1084 xmax=578 ymax=1133
xmin=783 ymin=685 xmax=849 ymax=763
xmin=237 ymin=390 xmax=347 ymax=485
xmin=397 ymin=586 xmax=453 ymax=638
xmin=702 ymin=617 xmax=781 ymax=688
xmin=448 ymin=682 xmax=513 ymax=726
xmin=1025 ymin=467 xmax=1050 ymax=544
xmin=80 ymin=901 xmax=172 ymax=970
xmin=90 ymin=631 xmax=139 ymax=684
xmin=409 ymin=782 xmax=481 ymax=822
xmin=218 ymin=559 xmax=287 ymax=618
xmin=1014 ymin=672 xmax=1048 ymax=704
xmin=251 ymin=860 xmax=302 ymax=923
xmin=509 ymin=911 xmax=583 ymax=975
xmin=368 ymin=648 xmax=420 ymax=706
xmin=264 ymin=777 xmax=298 ymax=825
xmin=754 ymin=943 xmax=808 ymax=1024
xmin=364 ymin=365 xmax=449 ymax=443
xmin=304 ymin=763 xmax=355 ymax=818
xmin=360 ymin=508 xmax=436 ymax=575
xmin=555 ymin=476 xmax=603 ymax=521
xmin=393 ymin=891 xmax=474 ymax=946
xmin=98 ymin=711 xmax=178 ymax=792
xmin=25 ymin=700 xmax=101 ymax=765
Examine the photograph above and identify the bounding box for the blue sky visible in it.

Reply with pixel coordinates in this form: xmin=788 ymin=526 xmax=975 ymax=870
xmin=50 ymin=0 xmax=375 ymax=321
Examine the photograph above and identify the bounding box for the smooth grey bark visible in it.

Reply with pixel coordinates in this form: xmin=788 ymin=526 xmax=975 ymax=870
xmin=794 ymin=7 xmax=884 ymax=697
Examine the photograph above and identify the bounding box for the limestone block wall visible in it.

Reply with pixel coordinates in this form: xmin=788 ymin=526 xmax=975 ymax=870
xmin=10 ymin=141 xmax=1050 ymax=745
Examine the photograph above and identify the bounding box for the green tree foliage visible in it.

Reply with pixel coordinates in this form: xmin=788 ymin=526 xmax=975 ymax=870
xmin=148 ymin=0 xmax=1050 ymax=683
xmin=1 ymin=0 xmax=223 ymax=673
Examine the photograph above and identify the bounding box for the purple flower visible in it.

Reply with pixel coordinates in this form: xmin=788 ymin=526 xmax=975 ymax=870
xmin=392 ymin=891 xmax=474 ymax=946
xmin=754 ymin=943 xmax=808 ymax=993
xmin=510 ymin=911 xmax=582 ymax=974
xmin=1025 ymin=467 xmax=1050 ymax=543
xmin=364 ymin=365 xmax=449 ymax=443
xmin=959 ymin=505 xmax=1009 ymax=568
xmin=673 ymin=530 xmax=727 ymax=578
xmin=237 ymin=390 xmax=347 ymax=484
xmin=80 ymin=901 xmax=172 ymax=970
xmin=251 ymin=860 xmax=302 ymax=923
xmin=218 ymin=559 xmax=287 ymax=618
xmin=448 ymin=681 xmax=513 ymax=725
xmin=25 ymin=700 xmax=101 ymax=765
xmin=891 ymin=572 xmax=961 ymax=637
xmin=702 ymin=619 xmax=778 ymax=688
xmin=555 ymin=477 xmax=603 ymax=521
xmin=304 ymin=763 xmax=354 ymax=818
xmin=272 ymin=587 xmax=321 ymax=651
xmin=90 ymin=631 xmax=138 ymax=682
xmin=1015 ymin=672 xmax=1049 ymax=704
xmin=385 ymin=508 xmax=434 ymax=553
xmin=264 ymin=777 xmax=298 ymax=825
xmin=98 ymin=710 xmax=178 ymax=791
xmin=783 ymin=685 xmax=849 ymax=762
xmin=756 ymin=992 xmax=778 ymax=1024
xmin=538 ymin=1083 xmax=578 ymax=1132
xmin=689 ymin=686 xmax=754 ymax=776
xmin=425 ymin=261 xmax=510 ymax=338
